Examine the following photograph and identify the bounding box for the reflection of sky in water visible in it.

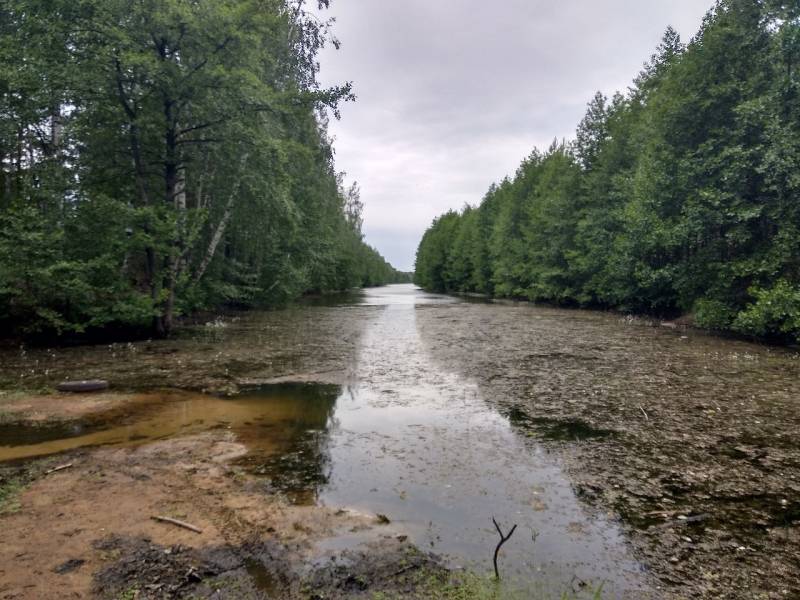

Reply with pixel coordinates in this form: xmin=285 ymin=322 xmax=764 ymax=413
xmin=312 ymin=285 xmax=650 ymax=597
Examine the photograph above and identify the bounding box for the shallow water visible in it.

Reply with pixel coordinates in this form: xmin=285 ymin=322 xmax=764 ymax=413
xmin=309 ymin=286 xmax=648 ymax=596
xmin=0 ymin=285 xmax=649 ymax=596
xmin=0 ymin=384 xmax=338 ymax=465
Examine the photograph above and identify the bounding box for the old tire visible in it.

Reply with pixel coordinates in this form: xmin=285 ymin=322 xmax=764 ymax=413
xmin=56 ymin=380 xmax=110 ymax=393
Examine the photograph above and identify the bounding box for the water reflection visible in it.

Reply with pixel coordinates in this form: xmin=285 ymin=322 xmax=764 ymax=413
xmin=234 ymin=383 xmax=339 ymax=505
xmin=0 ymin=384 xmax=340 ymax=497
xmin=308 ymin=285 xmax=650 ymax=597
xmin=0 ymin=285 xmax=651 ymax=596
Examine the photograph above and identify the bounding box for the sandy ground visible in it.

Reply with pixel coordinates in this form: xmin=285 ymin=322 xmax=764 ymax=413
xmin=0 ymin=424 xmax=441 ymax=600
xmin=0 ymin=391 xmax=151 ymax=422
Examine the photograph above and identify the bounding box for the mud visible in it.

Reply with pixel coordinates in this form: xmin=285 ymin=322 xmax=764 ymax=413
xmin=0 ymin=302 xmax=376 ymax=396
xmin=415 ymin=301 xmax=800 ymax=599
xmin=0 ymin=430 xmax=446 ymax=599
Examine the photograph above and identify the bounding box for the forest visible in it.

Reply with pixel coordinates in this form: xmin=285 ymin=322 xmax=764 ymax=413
xmin=0 ymin=0 xmax=403 ymax=339
xmin=415 ymin=0 xmax=800 ymax=342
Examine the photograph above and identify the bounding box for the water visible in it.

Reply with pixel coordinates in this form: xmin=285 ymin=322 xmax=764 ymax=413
xmin=310 ymin=286 xmax=648 ymax=596
xmin=0 ymin=285 xmax=652 ymax=596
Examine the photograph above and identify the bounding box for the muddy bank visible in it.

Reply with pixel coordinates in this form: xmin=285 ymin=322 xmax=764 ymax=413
xmin=0 ymin=303 xmax=378 ymax=396
xmin=0 ymin=390 xmax=175 ymax=425
xmin=0 ymin=429 xmax=449 ymax=600
xmin=415 ymin=302 xmax=800 ymax=599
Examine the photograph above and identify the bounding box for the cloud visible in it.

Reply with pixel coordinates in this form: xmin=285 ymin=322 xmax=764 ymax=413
xmin=318 ymin=0 xmax=715 ymax=271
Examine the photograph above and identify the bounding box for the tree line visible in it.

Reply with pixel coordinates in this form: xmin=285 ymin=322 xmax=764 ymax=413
xmin=415 ymin=0 xmax=800 ymax=342
xmin=0 ymin=0 xmax=403 ymax=339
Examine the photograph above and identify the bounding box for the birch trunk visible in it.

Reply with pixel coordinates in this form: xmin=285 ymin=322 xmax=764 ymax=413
xmin=195 ymin=154 xmax=249 ymax=282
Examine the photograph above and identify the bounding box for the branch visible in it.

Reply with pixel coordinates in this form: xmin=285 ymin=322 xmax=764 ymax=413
xmin=491 ymin=517 xmax=517 ymax=580
xmin=151 ymin=515 xmax=202 ymax=534
xmin=175 ymin=138 xmax=222 ymax=146
xmin=177 ymin=118 xmax=229 ymax=137
xmin=113 ymin=58 xmax=136 ymax=120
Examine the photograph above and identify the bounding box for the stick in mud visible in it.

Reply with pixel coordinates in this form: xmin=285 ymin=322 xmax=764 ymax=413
xmin=45 ymin=463 xmax=73 ymax=475
xmin=491 ymin=516 xmax=517 ymax=580
xmin=151 ymin=516 xmax=203 ymax=534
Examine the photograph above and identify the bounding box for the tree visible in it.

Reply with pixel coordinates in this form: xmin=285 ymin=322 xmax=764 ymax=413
xmin=0 ymin=0 xmax=401 ymax=339
xmin=415 ymin=0 xmax=800 ymax=341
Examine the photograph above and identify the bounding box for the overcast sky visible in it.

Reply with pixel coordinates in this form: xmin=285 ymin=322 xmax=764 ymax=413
xmin=317 ymin=1 xmax=716 ymax=272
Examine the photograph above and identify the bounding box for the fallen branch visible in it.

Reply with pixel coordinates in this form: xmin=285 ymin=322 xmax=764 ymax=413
xmin=491 ymin=516 xmax=517 ymax=580
xmin=45 ymin=463 xmax=73 ymax=475
xmin=151 ymin=516 xmax=203 ymax=534
xmin=639 ymin=406 xmax=649 ymax=421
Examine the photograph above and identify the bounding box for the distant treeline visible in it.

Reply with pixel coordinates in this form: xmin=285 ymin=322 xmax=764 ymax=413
xmin=415 ymin=0 xmax=800 ymax=342
xmin=0 ymin=0 xmax=402 ymax=339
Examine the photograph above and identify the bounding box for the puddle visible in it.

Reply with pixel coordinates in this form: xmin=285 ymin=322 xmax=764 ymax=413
xmin=243 ymin=558 xmax=279 ymax=595
xmin=504 ymin=407 xmax=616 ymax=441
xmin=0 ymin=385 xmax=339 ymax=473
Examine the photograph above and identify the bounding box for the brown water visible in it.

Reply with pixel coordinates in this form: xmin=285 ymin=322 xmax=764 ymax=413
xmin=3 ymin=284 xmax=799 ymax=597
xmin=0 ymin=385 xmax=337 ymax=464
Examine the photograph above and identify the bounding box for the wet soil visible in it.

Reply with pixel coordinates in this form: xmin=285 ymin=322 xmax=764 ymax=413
xmin=0 ymin=302 xmax=376 ymax=396
xmin=0 ymin=430 xmax=445 ymax=599
xmin=415 ymin=301 xmax=800 ymax=599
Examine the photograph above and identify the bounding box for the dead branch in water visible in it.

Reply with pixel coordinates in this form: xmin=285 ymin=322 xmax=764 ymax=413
xmin=45 ymin=463 xmax=73 ymax=475
xmin=151 ymin=515 xmax=203 ymax=534
xmin=491 ymin=516 xmax=517 ymax=580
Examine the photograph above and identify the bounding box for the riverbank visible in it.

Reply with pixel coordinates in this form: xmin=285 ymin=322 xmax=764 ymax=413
xmin=0 ymin=417 xmax=454 ymax=599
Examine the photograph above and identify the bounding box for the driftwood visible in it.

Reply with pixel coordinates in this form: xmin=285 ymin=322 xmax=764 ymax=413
xmin=491 ymin=517 xmax=517 ymax=580
xmin=45 ymin=463 xmax=73 ymax=475
xmin=151 ymin=516 xmax=203 ymax=534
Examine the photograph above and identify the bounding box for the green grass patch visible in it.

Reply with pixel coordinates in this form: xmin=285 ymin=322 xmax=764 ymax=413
xmin=0 ymin=474 xmax=27 ymax=514
xmin=372 ymin=569 xmax=605 ymax=600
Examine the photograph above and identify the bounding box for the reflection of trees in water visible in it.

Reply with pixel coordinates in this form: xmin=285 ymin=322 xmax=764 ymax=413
xmin=236 ymin=383 xmax=340 ymax=506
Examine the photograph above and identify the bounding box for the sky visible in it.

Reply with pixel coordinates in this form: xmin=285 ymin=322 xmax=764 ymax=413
xmin=317 ymin=1 xmax=716 ymax=272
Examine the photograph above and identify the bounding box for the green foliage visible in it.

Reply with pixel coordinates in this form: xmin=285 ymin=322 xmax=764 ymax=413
xmin=693 ymin=299 xmax=737 ymax=331
xmin=0 ymin=473 xmax=26 ymax=514
xmin=0 ymin=204 xmax=155 ymax=335
xmin=0 ymin=0 xmax=401 ymax=338
xmin=415 ymin=0 xmax=800 ymax=342
xmin=732 ymin=281 xmax=800 ymax=339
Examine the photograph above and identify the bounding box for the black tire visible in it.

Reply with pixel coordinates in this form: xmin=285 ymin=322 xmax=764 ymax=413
xmin=56 ymin=380 xmax=110 ymax=393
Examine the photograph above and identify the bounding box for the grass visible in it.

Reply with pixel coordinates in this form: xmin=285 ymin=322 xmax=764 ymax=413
xmin=371 ymin=569 xmax=605 ymax=600
xmin=0 ymin=459 xmax=54 ymax=515
xmin=0 ymin=474 xmax=26 ymax=514
xmin=115 ymin=588 xmax=139 ymax=600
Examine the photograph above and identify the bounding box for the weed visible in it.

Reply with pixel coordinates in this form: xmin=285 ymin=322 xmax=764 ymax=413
xmin=0 ymin=475 xmax=25 ymax=514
